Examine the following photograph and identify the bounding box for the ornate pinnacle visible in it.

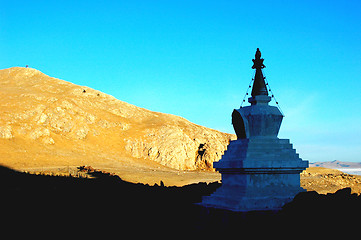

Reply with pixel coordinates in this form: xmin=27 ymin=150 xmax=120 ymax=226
xmin=251 ymin=48 xmax=268 ymax=97
xmin=252 ymin=48 xmax=265 ymax=70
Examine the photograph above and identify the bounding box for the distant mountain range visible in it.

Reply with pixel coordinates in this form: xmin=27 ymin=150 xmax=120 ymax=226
xmin=310 ymin=160 xmax=361 ymax=169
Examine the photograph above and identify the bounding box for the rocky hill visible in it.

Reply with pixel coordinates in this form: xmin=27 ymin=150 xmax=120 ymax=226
xmin=301 ymin=167 xmax=361 ymax=194
xmin=0 ymin=67 xmax=233 ymax=176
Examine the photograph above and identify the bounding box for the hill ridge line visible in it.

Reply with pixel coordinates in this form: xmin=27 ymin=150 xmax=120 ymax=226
xmin=0 ymin=67 xmax=234 ymax=176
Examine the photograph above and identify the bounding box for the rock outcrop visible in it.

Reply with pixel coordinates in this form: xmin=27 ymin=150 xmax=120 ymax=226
xmin=301 ymin=167 xmax=361 ymax=194
xmin=0 ymin=67 xmax=233 ymax=171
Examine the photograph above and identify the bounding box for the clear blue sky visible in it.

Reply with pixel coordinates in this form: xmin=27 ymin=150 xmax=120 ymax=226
xmin=1 ymin=0 xmax=361 ymax=162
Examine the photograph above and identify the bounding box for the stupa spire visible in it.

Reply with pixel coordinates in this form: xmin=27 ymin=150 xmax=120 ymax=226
xmin=248 ymin=48 xmax=271 ymax=106
xmin=251 ymin=48 xmax=268 ymax=97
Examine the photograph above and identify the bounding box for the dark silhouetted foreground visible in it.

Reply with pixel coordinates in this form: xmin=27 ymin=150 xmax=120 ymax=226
xmin=1 ymin=165 xmax=360 ymax=235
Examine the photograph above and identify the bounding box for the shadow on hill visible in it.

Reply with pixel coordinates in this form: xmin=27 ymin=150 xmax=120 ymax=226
xmin=0 ymin=165 xmax=221 ymax=233
xmin=1 ymin=165 xmax=361 ymax=234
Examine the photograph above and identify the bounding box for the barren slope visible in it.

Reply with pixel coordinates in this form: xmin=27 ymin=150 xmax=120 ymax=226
xmin=301 ymin=167 xmax=361 ymax=194
xmin=0 ymin=67 xmax=233 ymax=180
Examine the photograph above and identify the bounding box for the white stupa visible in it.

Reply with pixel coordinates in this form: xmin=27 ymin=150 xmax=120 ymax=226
xmin=201 ymin=48 xmax=309 ymax=211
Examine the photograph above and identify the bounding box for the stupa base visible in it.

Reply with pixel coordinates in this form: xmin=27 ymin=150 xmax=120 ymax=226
xmin=200 ymin=138 xmax=308 ymax=212
xmin=201 ymin=185 xmax=306 ymax=212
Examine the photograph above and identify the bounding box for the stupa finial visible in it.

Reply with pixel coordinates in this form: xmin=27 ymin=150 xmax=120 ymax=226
xmin=251 ymin=48 xmax=268 ymax=97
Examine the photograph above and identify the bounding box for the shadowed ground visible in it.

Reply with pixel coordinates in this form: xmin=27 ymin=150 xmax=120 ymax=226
xmin=1 ymin=165 xmax=361 ymax=235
